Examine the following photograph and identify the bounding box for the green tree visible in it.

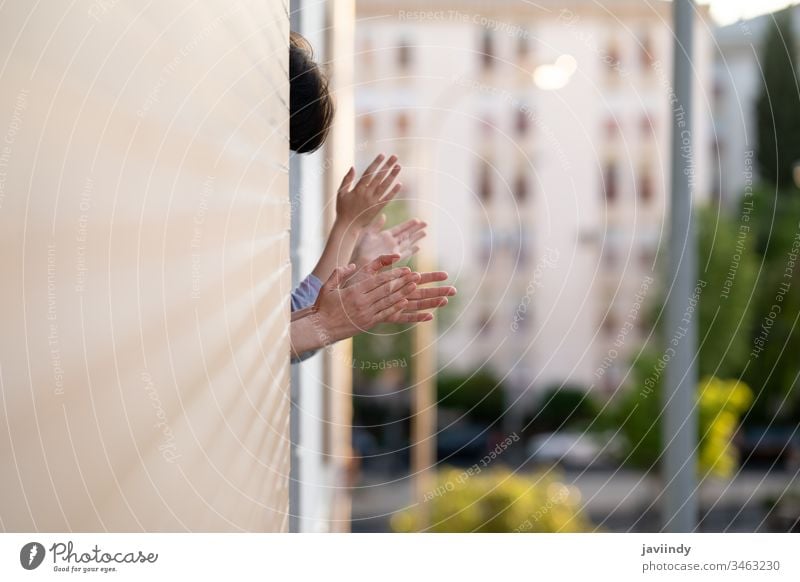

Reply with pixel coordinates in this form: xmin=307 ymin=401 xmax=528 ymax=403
xmin=745 ymin=189 xmax=800 ymax=423
xmin=523 ymin=384 xmax=598 ymax=434
xmin=755 ymin=9 xmax=800 ymax=190
xmin=609 ymin=362 xmax=752 ymax=477
xmin=695 ymin=206 xmax=758 ymax=378
xmin=638 ymin=207 xmax=758 ymax=379
xmin=601 ymin=206 xmax=761 ymax=469
xmin=437 ymin=370 xmax=505 ymax=425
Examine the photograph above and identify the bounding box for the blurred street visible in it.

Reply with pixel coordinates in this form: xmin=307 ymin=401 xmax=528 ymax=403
xmin=352 ymin=467 xmax=800 ymax=532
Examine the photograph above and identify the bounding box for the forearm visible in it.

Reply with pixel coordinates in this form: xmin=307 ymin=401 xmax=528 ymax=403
xmin=291 ymin=305 xmax=314 ymax=322
xmin=290 ymin=311 xmax=334 ymax=357
xmin=311 ymin=220 xmax=361 ymax=282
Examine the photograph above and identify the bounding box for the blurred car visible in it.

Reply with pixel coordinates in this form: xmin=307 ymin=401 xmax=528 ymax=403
xmin=436 ymin=422 xmax=491 ymax=465
xmin=526 ymin=431 xmax=612 ymax=469
xmin=735 ymin=426 xmax=800 ymax=470
xmin=766 ymin=490 xmax=800 ymax=533
xmin=351 ymin=427 xmax=380 ymax=470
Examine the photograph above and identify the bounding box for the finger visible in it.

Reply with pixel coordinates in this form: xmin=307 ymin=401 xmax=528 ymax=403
xmin=324 ymin=264 xmax=357 ymax=292
xmin=395 ymin=229 xmax=428 ymax=246
xmin=406 ymin=297 xmax=448 ymax=311
xmin=368 ymin=213 xmax=387 ymax=233
xmin=365 ymin=270 xmax=420 ymax=299
xmin=359 ymin=266 xmax=413 ymax=295
xmin=338 ymin=166 xmax=356 ymax=193
xmin=408 ymin=285 xmax=457 ymax=300
xmin=374 ymin=164 xmax=402 ymax=198
xmin=338 ymin=263 xmax=359 ymax=287
xmin=398 ymin=246 xmax=417 ymax=261
xmin=388 ymin=311 xmax=434 ymax=324
xmin=371 ymin=280 xmax=417 ymax=312
xmin=405 ymin=230 xmax=426 ymax=246
xmin=378 ymin=182 xmax=402 ymax=204
xmin=375 ymin=298 xmax=410 ymax=323
xmin=357 ymin=253 xmax=401 ymax=278
xmin=361 ymin=183 xmax=400 ymax=221
xmin=357 ymin=153 xmax=387 ymax=188
xmin=367 ymin=155 xmax=398 ymax=188
xmin=397 ymin=224 xmax=427 ymax=244
xmin=390 ymin=218 xmax=426 ymax=237
xmin=416 ymin=271 xmax=450 ymax=285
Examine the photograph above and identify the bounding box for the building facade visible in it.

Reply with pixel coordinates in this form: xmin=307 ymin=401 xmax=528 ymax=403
xmin=712 ymin=5 xmax=800 ymax=206
xmin=354 ymin=0 xmax=714 ymax=412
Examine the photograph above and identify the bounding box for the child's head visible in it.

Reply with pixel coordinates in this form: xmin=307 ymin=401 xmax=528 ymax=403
xmin=290 ymin=31 xmax=335 ymax=153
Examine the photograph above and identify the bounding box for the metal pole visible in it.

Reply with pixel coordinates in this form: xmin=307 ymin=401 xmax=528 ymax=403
xmin=663 ymin=0 xmax=698 ymax=533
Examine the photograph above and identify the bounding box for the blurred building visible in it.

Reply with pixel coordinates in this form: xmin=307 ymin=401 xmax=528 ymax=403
xmin=712 ymin=5 xmax=800 ymax=206
xmin=354 ymin=0 xmax=714 ymax=414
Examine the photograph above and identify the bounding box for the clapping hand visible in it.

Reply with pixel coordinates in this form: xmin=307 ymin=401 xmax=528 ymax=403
xmin=352 ymin=215 xmax=427 ymax=267
xmin=335 ymin=154 xmax=402 ymax=232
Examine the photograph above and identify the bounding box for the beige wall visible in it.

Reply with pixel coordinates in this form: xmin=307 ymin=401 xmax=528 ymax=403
xmin=0 ymin=0 xmax=291 ymax=531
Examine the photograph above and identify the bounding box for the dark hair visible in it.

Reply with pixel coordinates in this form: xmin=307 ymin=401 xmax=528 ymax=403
xmin=290 ymin=31 xmax=335 ymax=153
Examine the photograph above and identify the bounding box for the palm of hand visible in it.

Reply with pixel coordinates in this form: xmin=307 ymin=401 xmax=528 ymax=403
xmin=353 ymin=216 xmax=426 ymax=266
xmin=356 ymin=229 xmax=397 ymax=261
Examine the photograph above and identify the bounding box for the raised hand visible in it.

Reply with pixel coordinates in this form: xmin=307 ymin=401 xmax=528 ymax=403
xmin=386 ymin=271 xmax=457 ymax=324
xmin=335 ymin=154 xmax=402 ymax=231
xmin=352 ymin=215 xmax=427 ymax=267
xmin=311 ymin=254 xmax=420 ymax=343
xmin=311 ymin=156 xmax=403 ymax=283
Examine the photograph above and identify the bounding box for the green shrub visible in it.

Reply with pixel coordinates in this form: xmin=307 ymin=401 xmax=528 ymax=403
xmin=607 ymin=372 xmax=752 ymax=478
xmin=523 ymin=385 xmax=597 ymax=434
xmin=391 ymin=467 xmax=593 ymax=532
xmin=437 ymin=371 xmax=505 ymax=425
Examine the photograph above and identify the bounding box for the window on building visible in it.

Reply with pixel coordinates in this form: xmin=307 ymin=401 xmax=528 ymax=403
xmin=396 ymin=112 xmax=410 ymax=136
xmin=397 ymin=39 xmax=412 ymax=69
xmin=603 ymin=162 xmax=618 ymax=202
xmin=481 ymin=30 xmax=495 ymax=71
xmin=478 ymin=310 xmax=493 ymax=334
xmin=478 ymin=163 xmax=493 ymax=202
xmin=639 ymin=32 xmax=655 ymax=69
xmin=516 ymin=107 xmax=531 ymax=136
xmin=713 ymin=80 xmax=724 ymax=103
xmin=638 ymin=167 xmax=653 ymax=203
xmin=605 ymin=117 xmax=619 ymax=139
xmin=601 ymin=313 xmax=618 ymax=336
xmin=603 ymin=245 xmax=619 ymax=267
xmin=639 ymin=246 xmax=657 ymax=269
xmin=360 ymin=114 xmax=374 ymax=142
xmin=605 ymin=39 xmax=621 ymax=75
xmin=517 ymin=32 xmax=530 ymax=61
xmin=514 ymin=172 xmax=529 ymax=202
xmin=640 ymin=113 xmax=654 ymax=138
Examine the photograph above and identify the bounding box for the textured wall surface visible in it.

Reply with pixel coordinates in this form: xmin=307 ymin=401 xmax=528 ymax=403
xmin=0 ymin=0 xmax=291 ymax=531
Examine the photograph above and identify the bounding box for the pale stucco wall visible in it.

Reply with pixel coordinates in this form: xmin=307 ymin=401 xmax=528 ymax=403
xmin=0 ymin=0 xmax=291 ymax=531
